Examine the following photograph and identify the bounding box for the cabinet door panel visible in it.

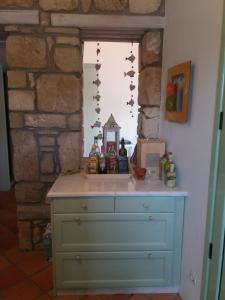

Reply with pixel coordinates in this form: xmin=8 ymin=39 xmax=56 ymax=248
xmin=115 ymin=196 xmax=176 ymax=213
xmin=55 ymin=251 xmax=173 ymax=289
xmin=54 ymin=213 xmax=174 ymax=252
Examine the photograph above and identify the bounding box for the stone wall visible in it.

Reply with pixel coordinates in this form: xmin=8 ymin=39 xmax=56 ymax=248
xmin=6 ymin=28 xmax=82 ymax=250
xmin=138 ymin=31 xmax=162 ymax=139
xmin=0 ymin=0 xmax=164 ymax=250
xmin=0 ymin=0 xmax=164 ymax=15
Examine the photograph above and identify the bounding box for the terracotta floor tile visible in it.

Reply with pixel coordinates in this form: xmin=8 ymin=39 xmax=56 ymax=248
xmin=98 ymin=295 xmax=131 ymax=300
xmin=0 ymin=210 xmax=17 ymax=233
xmin=35 ymin=294 xmax=52 ymax=300
xmin=149 ymin=294 xmax=178 ymax=300
xmin=31 ymin=265 xmax=53 ymax=291
xmin=0 ymin=225 xmax=18 ymax=251
xmin=129 ymin=295 xmax=149 ymax=300
xmin=174 ymin=296 xmax=182 ymax=300
xmin=0 ymin=190 xmax=16 ymax=212
xmin=82 ymin=296 xmax=101 ymax=300
xmin=16 ymin=251 xmax=50 ymax=275
xmin=0 ymin=254 xmax=10 ymax=271
xmin=0 ymin=279 xmax=42 ymax=300
xmin=0 ymin=238 xmax=18 ymax=251
xmin=54 ymin=295 xmax=83 ymax=299
xmin=0 ymin=265 xmax=26 ymax=290
xmin=0 ymin=225 xmax=11 ymax=237
xmin=48 ymin=290 xmax=82 ymax=299
xmin=0 ymin=233 xmax=18 ymax=246
xmin=4 ymin=247 xmax=41 ymax=264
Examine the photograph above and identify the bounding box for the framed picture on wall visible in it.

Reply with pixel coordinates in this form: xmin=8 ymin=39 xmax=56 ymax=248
xmin=165 ymin=61 xmax=191 ymax=123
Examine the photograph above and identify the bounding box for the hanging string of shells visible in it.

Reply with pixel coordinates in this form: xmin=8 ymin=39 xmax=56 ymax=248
xmin=91 ymin=42 xmax=103 ymax=140
xmin=125 ymin=42 xmax=136 ymax=118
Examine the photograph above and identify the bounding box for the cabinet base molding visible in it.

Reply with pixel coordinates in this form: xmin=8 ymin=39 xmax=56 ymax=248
xmin=56 ymin=286 xmax=180 ymax=296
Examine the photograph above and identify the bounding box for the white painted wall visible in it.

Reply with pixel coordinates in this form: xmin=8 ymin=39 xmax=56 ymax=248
xmin=83 ymin=42 xmax=139 ymax=156
xmin=160 ymin=1 xmax=223 ymax=299
xmin=83 ymin=64 xmax=98 ymax=157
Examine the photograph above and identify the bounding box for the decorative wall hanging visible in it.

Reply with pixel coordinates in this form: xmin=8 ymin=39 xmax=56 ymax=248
xmin=125 ymin=43 xmax=136 ymax=118
xmin=91 ymin=42 xmax=102 ymax=138
xmin=165 ymin=61 xmax=192 ymax=123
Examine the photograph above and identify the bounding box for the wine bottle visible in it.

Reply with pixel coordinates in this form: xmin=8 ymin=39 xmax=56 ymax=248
xmin=119 ymin=138 xmax=127 ymax=157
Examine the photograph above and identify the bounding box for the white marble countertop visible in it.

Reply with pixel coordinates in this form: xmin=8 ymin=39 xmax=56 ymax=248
xmin=47 ymin=173 xmax=188 ymax=198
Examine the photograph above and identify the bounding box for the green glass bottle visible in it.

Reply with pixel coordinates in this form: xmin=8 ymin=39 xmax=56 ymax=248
xmin=118 ymin=138 xmax=128 ymax=174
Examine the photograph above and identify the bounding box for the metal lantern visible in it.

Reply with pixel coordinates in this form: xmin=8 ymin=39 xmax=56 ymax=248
xmin=103 ymin=114 xmax=121 ymax=154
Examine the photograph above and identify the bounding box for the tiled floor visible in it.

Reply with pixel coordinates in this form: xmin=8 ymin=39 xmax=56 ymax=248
xmin=0 ymin=188 xmax=182 ymax=300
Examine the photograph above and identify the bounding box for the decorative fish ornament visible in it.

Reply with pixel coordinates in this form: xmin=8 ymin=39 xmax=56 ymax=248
xmin=93 ymin=78 xmax=101 ymax=87
xmin=93 ymin=94 xmax=101 ymax=101
xmin=91 ymin=120 xmax=101 ymax=129
xmin=130 ymin=83 xmax=136 ymax=91
xmin=95 ymin=64 xmax=101 ymax=71
xmin=95 ymin=107 xmax=101 ymax=114
xmin=127 ymin=99 xmax=134 ymax=107
xmin=124 ymin=70 xmax=136 ymax=78
xmin=97 ymin=133 xmax=103 ymax=140
xmin=126 ymin=54 xmax=135 ymax=63
xmin=97 ymin=48 xmax=101 ymax=56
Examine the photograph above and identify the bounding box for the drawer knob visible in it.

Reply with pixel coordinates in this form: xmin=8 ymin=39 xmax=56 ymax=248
xmin=142 ymin=203 xmax=149 ymax=209
xmin=75 ymin=255 xmax=81 ymax=261
xmin=81 ymin=203 xmax=88 ymax=210
xmin=75 ymin=217 xmax=81 ymax=224
xmin=148 ymin=215 xmax=155 ymax=221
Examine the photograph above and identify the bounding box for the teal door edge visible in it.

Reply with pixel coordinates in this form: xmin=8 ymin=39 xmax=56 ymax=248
xmin=0 ymin=66 xmax=11 ymax=191
xmin=200 ymin=1 xmax=225 ymax=299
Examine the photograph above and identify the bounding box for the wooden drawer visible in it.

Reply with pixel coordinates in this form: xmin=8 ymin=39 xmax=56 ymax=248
xmin=115 ymin=196 xmax=177 ymax=213
xmin=55 ymin=251 xmax=173 ymax=289
xmin=54 ymin=213 xmax=174 ymax=252
xmin=53 ymin=197 xmax=114 ymax=213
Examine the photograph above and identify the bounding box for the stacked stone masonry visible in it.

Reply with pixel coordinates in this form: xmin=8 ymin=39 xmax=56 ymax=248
xmin=138 ymin=31 xmax=162 ymax=139
xmin=0 ymin=0 xmax=164 ymax=250
xmin=6 ymin=30 xmax=82 ymax=250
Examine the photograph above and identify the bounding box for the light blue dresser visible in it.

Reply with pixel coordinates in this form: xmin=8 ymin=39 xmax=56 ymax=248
xmin=48 ymin=176 xmax=186 ymax=295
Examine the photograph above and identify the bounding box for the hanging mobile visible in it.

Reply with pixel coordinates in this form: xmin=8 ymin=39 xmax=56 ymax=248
xmin=125 ymin=42 xmax=136 ymax=117
xmin=91 ymin=42 xmax=102 ymax=129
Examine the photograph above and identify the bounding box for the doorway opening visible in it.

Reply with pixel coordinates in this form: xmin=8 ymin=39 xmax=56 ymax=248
xmin=83 ymin=41 xmax=139 ymax=157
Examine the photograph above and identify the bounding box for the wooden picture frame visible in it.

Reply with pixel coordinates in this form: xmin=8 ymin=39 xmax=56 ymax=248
xmin=137 ymin=139 xmax=165 ymax=179
xmin=165 ymin=61 xmax=191 ymax=123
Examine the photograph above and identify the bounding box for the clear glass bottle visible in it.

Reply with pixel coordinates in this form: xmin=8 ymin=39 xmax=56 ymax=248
xmin=99 ymin=145 xmax=107 ymax=174
xmin=94 ymin=136 xmax=100 ymax=156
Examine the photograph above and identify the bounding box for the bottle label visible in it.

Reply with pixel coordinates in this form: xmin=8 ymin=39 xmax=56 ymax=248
xmin=109 ymin=156 xmax=117 ymax=173
xmin=88 ymin=157 xmax=98 ymax=173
